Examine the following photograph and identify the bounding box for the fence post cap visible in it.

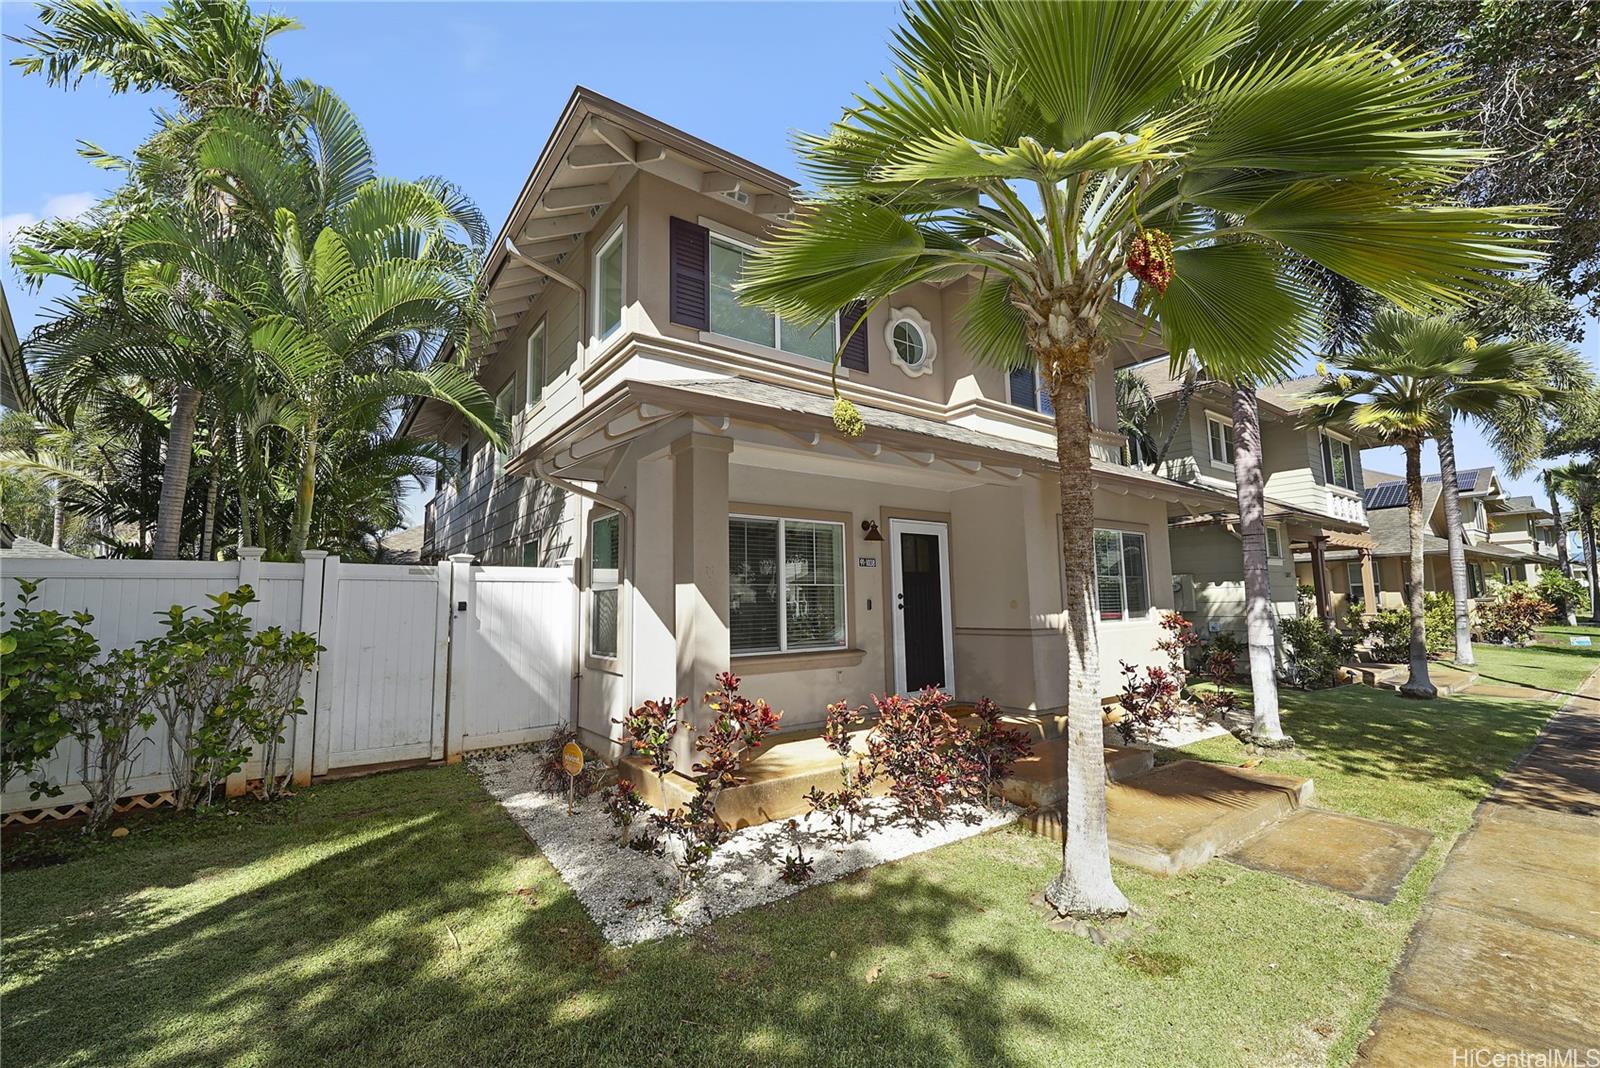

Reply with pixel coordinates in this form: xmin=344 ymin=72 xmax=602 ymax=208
xmin=301 ymin=550 xmax=329 ymax=560
xmin=238 ymin=547 xmax=267 ymax=560
xmin=448 ymin=553 xmax=476 ymax=564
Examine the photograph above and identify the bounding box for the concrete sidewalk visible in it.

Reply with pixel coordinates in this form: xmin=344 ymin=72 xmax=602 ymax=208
xmin=1356 ymin=666 xmax=1600 ymax=1065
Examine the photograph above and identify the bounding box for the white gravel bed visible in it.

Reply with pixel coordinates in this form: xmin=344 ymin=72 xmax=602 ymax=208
xmin=470 ymin=748 xmax=1016 ymax=945
xmin=1146 ymin=713 xmax=1230 ymax=749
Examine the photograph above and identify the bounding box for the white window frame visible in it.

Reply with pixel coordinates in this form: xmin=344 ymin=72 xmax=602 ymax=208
xmin=1123 ymin=434 xmax=1153 ymax=468
xmin=706 ymin=231 xmax=839 ymax=362
xmin=729 ymin=513 xmax=848 ymax=656
xmin=524 ymin=318 xmax=546 ymax=409
xmin=1093 ymin=527 xmax=1152 ymax=624
xmin=885 ymin=306 xmax=936 ymax=377
xmin=588 ymin=511 xmax=621 ymax=660
xmin=1265 ymin=524 xmax=1283 ymax=562
xmin=591 ymin=218 xmax=626 ymax=343
xmin=494 ymin=378 xmax=517 ymax=478
xmin=1207 ymin=413 xmax=1236 ymax=470
xmin=1346 ymin=561 xmax=1365 ymax=604
xmin=1321 ymin=430 xmax=1356 ymax=492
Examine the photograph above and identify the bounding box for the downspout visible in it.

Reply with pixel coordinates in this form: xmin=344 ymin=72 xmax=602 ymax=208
xmin=534 ymin=458 xmax=635 ymax=744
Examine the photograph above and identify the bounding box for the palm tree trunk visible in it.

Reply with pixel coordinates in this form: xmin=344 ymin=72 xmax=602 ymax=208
xmin=1401 ymin=441 xmax=1437 ymax=699
xmin=1546 ymin=470 xmax=1570 ymax=577
xmin=288 ymin=418 xmax=318 ymax=560
xmin=1229 ymin=385 xmax=1286 ymax=743
xmin=152 ymin=386 xmax=201 ymax=560
xmin=1434 ymin=426 xmax=1475 ymax=666
xmin=1583 ymin=503 xmax=1600 ymax=626
xmin=1043 ymin=373 xmax=1129 ymax=920
xmin=199 ymin=422 xmax=226 ymax=559
xmin=51 ymin=480 xmax=65 ymax=550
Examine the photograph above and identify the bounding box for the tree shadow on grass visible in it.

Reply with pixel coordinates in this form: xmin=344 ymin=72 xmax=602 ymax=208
xmin=3 ymin=767 xmax=1062 ymax=1068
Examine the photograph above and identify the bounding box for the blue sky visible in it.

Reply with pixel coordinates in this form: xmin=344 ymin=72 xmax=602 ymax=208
xmin=3 ymin=0 xmax=1596 ymax=530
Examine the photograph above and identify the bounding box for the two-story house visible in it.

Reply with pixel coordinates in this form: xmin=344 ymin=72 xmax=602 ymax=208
xmin=1126 ymin=365 xmax=1376 ymax=642
xmin=406 ymin=89 xmax=1297 ymax=752
xmin=1352 ymin=468 xmax=1560 ymax=609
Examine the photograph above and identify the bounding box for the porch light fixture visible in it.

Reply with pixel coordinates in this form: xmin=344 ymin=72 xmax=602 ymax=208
xmin=861 ymin=520 xmax=884 ymax=543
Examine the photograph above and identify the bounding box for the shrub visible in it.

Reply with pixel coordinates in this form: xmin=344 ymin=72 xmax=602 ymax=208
xmin=1477 ymin=581 xmax=1554 ymax=645
xmin=147 ymin=587 xmax=320 ymax=810
xmin=1154 ymin=611 xmax=1200 ymax=691
xmin=610 ymin=673 xmax=783 ymax=895
xmin=1536 ymin=570 xmax=1587 ymax=619
xmin=1196 ymin=640 xmax=1239 ymax=716
xmin=61 ymin=648 xmax=159 ymax=835
xmin=805 ymin=699 xmax=872 ymax=839
xmin=0 ymin=579 xmax=99 ymax=800
xmin=1112 ymin=662 xmax=1182 ymax=743
xmin=1280 ymin=614 xmax=1356 ymax=689
xmin=865 ymin=687 xmax=968 ymax=829
xmin=535 ymin=730 xmax=603 ymax=799
xmin=960 ymin=697 xmax=1031 ymax=809
xmin=601 ymin=777 xmax=648 ymax=846
xmin=1423 ymin=592 xmax=1455 ymax=656
xmin=1366 ymin=595 xmax=1453 ymax=662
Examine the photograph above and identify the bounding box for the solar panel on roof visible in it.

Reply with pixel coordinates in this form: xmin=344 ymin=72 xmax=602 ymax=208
xmin=1364 ymin=481 xmax=1408 ymax=510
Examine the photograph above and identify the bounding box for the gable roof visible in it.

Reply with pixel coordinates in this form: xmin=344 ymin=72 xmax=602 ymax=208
xmin=1424 ymin=467 xmax=1497 ymax=495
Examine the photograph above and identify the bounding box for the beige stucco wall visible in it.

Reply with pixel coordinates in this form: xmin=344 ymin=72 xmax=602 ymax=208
xmin=1171 ymin=520 xmax=1298 ymax=644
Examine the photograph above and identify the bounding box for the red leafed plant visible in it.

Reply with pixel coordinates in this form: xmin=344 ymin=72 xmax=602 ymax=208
xmin=601 ymin=776 xmax=648 ymax=847
xmin=1112 ymin=662 xmax=1183 ymax=745
xmin=615 ymin=696 xmax=685 ymax=779
xmin=1197 ymin=641 xmax=1239 ymax=717
xmin=962 ymin=697 xmax=1032 ymax=809
xmin=1125 ymin=228 xmax=1174 ymax=294
xmin=806 ymin=699 xmax=873 ymax=839
xmin=866 ymin=687 xmax=969 ymax=829
xmin=692 ymin=672 xmax=782 ymax=788
xmin=1155 ymin=611 xmax=1201 ymax=691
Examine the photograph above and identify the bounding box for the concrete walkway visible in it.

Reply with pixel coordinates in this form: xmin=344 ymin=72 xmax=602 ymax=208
xmin=1357 ymin=666 xmax=1600 ymax=1065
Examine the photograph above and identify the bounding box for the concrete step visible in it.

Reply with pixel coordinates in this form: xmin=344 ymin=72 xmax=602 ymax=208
xmin=1347 ymin=661 xmax=1480 ymax=696
xmin=997 ymin=739 xmax=1154 ymax=809
xmin=1019 ymin=759 xmax=1314 ymax=876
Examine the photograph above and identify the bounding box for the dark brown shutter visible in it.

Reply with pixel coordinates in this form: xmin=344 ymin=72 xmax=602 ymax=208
xmin=839 ymin=302 xmax=869 ymax=371
xmin=669 ymin=216 xmax=710 ymax=330
xmin=1008 ymin=367 xmax=1035 ymax=407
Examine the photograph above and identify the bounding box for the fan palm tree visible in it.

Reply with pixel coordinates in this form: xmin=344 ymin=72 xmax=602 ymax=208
xmin=1435 ymin=332 xmax=1588 ymax=664
xmin=1546 ymin=469 xmax=1572 ymax=577
xmin=1308 ymin=312 xmax=1538 ymax=694
xmin=740 ymin=1 xmax=1541 ymax=916
xmin=1551 ymin=462 xmax=1600 ymax=625
xmin=127 ymin=87 xmax=501 ymax=558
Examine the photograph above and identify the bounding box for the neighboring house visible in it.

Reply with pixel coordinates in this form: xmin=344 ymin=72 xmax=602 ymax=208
xmin=0 ymin=523 xmax=75 ymax=559
xmin=1129 ymin=365 xmax=1376 ymax=640
xmin=373 ymin=524 xmax=425 ymax=565
xmin=1341 ymin=467 xmax=1553 ymax=610
xmin=406 ymin=89 xmax=1318 ymax=750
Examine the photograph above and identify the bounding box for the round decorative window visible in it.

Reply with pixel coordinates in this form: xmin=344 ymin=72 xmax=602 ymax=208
xmin=885 ymin=306 xmax=937 ymax=377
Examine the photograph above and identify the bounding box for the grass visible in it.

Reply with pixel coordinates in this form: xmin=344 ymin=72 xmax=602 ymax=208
xmin=3 ymin=632 xmax=1594 ymax=1068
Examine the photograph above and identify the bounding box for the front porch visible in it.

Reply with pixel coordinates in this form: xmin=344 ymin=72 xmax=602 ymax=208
xmin=518 ymin=376 xmax=1243 ymax=763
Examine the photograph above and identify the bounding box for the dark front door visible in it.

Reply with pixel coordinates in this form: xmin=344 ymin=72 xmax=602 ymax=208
xmin=898 ymin=529 xmax=947 ymax=691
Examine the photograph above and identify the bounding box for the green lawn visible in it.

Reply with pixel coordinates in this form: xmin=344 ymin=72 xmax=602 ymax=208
xmin=4 ymin=633 xmax=1594 ymax=1068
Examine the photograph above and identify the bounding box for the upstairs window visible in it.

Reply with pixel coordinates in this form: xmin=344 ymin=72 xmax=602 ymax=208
xmin=525 ymin=320 xmax=546 ymax=408
xmin=1207 ymin=415 xmax=1235 ymax=467
xmin=494 ymin=379 xmax=517 ymax=477
xmin=1123 ymin=435 xmax=1153 ymax=468
xmin=593 ymin=222 xmax=625 ymax=341
xmin=1008 ymin=367 xmax=1055 ymax=414
xmin=1321 ymin=432 xmax=1355 ymax=490
xmin=708 ymin=235 xmax=836 ymax=361
xmin=1094 ymin=528 xmax=1150 ymax=622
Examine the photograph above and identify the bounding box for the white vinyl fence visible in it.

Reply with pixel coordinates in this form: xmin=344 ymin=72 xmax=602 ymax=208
xmin=0 ymin=550 xmax=575 ymax=815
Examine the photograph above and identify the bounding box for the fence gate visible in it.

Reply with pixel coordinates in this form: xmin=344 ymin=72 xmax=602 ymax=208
xmin=314 ymin=562 xmax=451 ymax=773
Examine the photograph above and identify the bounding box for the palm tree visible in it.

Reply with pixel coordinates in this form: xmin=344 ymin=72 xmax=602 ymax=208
xmin=1437 ymin=336 xmax=1588 ymax=663
xmin=10 ymin=0 xmax=301 ymax=558
xmin=1546 ymin=469 xmax=1572 ymax=577
xmin=128 ymin=87 xmax=501 ymax=558
xmin=1552 ymin=462 xmax=1600 ymax=625
xmin=1228 ymin=383 xmax=1286 ymax=742
xmin=740 ymin=1 xmax=1539 ymax=916
xmin=1309 ymin=312 xmax=1538 ymax=694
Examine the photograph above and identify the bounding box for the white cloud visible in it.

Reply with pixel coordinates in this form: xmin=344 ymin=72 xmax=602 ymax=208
xmin=1 ymin=191 xmax=97 ymax=256
xmin=42 ymin=192 xmax=96 ymax=220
